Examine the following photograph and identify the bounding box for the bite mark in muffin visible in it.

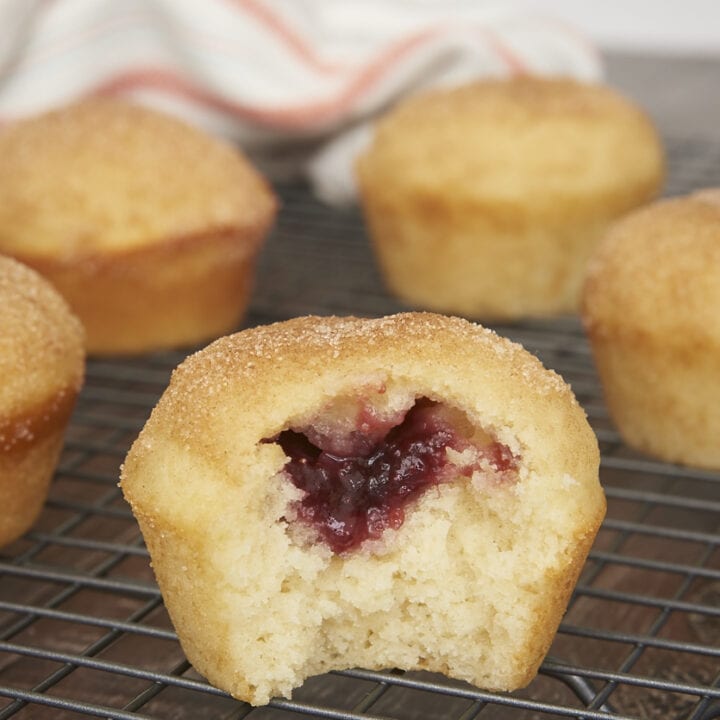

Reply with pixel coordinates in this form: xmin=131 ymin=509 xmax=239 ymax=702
xmin=269 ymin=395 xmax=518 ymax=554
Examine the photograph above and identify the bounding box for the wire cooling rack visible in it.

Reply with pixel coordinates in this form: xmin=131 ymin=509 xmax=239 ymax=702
xmin=1 ymin=136 xmax=719 ymax=720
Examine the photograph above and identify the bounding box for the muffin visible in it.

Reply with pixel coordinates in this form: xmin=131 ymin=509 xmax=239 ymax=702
xmin=0 ymin=99 xmax=277 ymax=355
xmin=582 ymin=190 xmax=720 ymax=469
xmin=356 ymin=77 xmax=664 ymax=320
xmin=121 ymin=313 xmax=605 ymax=705
xmin=0 ymin=255 xmax=85 ymax=547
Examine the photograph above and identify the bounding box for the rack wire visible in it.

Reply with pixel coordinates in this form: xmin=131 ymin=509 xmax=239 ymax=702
xmin=1 ymin=135 xmax=719 ymax=720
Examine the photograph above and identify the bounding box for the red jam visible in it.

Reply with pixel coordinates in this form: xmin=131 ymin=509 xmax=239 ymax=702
xmin=275 ymin=399 xmax=516 ymax=554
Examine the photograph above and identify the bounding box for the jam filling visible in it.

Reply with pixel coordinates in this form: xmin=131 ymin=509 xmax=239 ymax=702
xmin=274 ymin=399 xmax=517 ymax=554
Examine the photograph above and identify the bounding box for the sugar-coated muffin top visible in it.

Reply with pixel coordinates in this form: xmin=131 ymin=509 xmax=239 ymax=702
xmin=0 ymin=255 xmax=85 ymax=422
xmin=123 ymin=312 xmax=602 ymax=538
xmin=0 ymin=99 xmax=276 ymax=257
xmin=121 ymin=312 xmax=605 ymax=705
xmin=583 ymin=190 xmax=720 ymax=341
xmin=357 ymin=77 xmax=664 ymax=204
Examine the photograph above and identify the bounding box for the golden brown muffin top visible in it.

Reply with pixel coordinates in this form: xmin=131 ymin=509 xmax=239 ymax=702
xmin=357 ymin=77 xmax=664 ymax=203
xmin=0 ymin=99 xmax=276 ymax=258
xmin=583 ymin=190 xmax=720 ymax=341
xmin=123 ymin=313 xmax=601 ymax=538
xmin=0 ymin=255 xmax=85 ymax=419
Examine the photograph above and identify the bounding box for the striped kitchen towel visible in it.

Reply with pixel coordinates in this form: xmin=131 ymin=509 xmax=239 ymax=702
xmin=0 ymin=0 xmax=602 ymax=204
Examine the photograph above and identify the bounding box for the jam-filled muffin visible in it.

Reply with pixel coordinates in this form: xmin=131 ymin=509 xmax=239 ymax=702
xmin=582 ymin=190 xmax=720 ymax=469
xmin=356 ymin=77 xmax=664 ymax=320
xmin=0 ymin=99 xmax=276 ymax=355
xmin=121 ymin=313 xmax=605 ymax=705
xmin=0 ymin=255 xmax=85 ymax=547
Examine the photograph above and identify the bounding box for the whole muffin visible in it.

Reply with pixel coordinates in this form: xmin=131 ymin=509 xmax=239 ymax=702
xmin=0 ymin=99 xmax=277 ymax=355
xmin=122 ymin=313 xmax=604 ymax=705
xmin=0 ymin=255 xmax=85 ymax=547
xmin=582 ymin=190 xmax=720 ymax=469
xmin=356 ymin=77 xmax=664 ymax=320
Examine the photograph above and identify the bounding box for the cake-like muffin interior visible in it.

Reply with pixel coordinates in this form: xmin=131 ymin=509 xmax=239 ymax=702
xmin=270 ymin=394 xmax=517 ymax=554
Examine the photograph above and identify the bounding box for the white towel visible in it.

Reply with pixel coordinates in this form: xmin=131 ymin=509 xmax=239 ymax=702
xmin=0 ymin=0 xmax=603 ymax=204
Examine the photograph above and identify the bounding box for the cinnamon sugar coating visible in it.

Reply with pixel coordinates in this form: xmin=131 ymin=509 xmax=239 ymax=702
xmin=0 ymin=255 xmax=85 ymax=547
xmin=122 ymin=313 xmax=604 ymax=705
xmin=356 ymin=77 xmax=664 ymax=319
xmin=0 ymin=99 xmax=277 ymax=354
xmin=582 ymin=191 xmax=720 ymax=468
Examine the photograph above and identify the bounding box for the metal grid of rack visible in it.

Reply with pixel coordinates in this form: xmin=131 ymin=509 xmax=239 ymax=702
xmin=1 ymin=136 xmax=719 ymax=720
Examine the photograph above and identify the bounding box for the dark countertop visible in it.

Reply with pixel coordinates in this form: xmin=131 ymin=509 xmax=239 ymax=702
xmin=606 ymin=52 xmax=720 ymax=141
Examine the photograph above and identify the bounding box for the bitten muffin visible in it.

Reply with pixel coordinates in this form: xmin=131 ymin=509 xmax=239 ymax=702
xmin=0 ymin=99 xmax=277 ymax=355
xmin=0 ymin=255 xmax=85 ymax=547
xmin=356 ymin=77 xmax=664 ymax=320
xmin=121 ymin=313 xmax=605 ymax=705
xmin=582 ymin=190 xmax=720 ymax=469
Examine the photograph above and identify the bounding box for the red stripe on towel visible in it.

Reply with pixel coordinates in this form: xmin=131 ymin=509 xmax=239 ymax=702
xmin=89 ymin=28 xmax=443 ymax=129
xmin=226 ymin=0 xmax=345 ymax=74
